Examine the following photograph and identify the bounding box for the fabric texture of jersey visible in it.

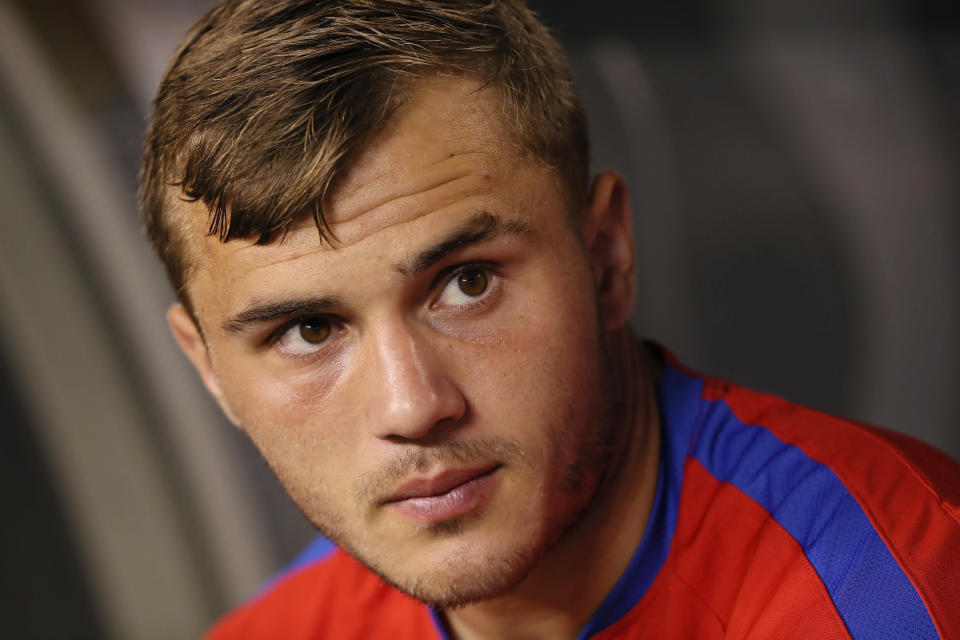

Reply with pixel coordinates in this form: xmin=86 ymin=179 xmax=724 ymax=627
xmin=206 ymin=357 xmax=960 ymax=639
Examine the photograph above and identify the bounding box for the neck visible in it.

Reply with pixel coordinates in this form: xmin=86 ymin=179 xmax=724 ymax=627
xmin=443 ymin=333 xmax=662 ymax=640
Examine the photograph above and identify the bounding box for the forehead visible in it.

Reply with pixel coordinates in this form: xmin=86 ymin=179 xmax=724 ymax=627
xmin=325 ymin=76 xmax=514 ymax=234
xmin=175 ymin=76 xmax=568 ymax=310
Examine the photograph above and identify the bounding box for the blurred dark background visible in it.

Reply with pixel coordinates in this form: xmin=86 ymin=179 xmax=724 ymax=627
xmin=1 ymin=0 xmax=957 ymax=637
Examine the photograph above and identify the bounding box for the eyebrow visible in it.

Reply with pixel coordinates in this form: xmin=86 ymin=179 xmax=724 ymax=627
xmin=222 ymin=295 xmax=344 ymax=334
xmin=221 ymin=211 xmax=533 ymax=335
xmin=395 ymin=210 xmax=534 ymax=278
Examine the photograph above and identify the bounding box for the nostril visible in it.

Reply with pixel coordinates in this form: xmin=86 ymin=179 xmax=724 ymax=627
xmin=373 ymin=375 xmax=467 ymax=442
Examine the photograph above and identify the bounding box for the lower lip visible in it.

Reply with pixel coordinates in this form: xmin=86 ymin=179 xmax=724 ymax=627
xmin=387 ymin=468 xmax=500 ymax=523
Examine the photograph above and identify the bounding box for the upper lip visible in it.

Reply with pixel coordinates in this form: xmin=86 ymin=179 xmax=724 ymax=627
xmin=383 ymin=465 xmax=499 ymax=503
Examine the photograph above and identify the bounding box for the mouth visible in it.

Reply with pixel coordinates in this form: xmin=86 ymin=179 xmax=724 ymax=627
xmin=383 ymin=465 xmax=501 ymax=523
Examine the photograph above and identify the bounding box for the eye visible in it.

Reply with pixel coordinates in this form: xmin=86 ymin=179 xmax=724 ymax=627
xmin=276 ymin=316 xmax=335 ymax=355
xmin=456 ymin=269 xmax=488 ymax=296
xmin=298 ymin=317 xmax=331 ymax=343
xmin=435 ymin=266 xmax=492 ymax=308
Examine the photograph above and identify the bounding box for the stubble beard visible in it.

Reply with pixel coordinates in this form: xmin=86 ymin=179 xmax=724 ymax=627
xmin=352 ymin=392 xmax=625 ymax=611
xmin=275 ymin=333 xmax=629 ymax=610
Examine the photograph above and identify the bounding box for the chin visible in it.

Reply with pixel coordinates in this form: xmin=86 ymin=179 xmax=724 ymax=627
xmin=375 ymin=541 xmax=537 ymax=609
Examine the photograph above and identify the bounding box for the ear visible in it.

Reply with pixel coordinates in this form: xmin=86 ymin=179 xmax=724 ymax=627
xmin=581 ymin=172 xmax=635 ymax=330
xmin=167 ymin=304 xmax=240 ymax=426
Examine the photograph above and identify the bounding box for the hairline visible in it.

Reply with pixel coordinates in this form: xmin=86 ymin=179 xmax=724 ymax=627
xmin=169 ymin=74 xmax=586 ymax=320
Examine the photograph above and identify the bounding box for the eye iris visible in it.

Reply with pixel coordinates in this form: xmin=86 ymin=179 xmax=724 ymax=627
xmin=457 ymin=269 xmax=488 ymax=296
xmin=299 ymin=318 xmax=331 ymax=344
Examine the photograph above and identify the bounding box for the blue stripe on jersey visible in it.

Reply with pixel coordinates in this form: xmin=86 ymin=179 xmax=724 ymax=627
xmin=284 ymin=535 xmax=337 ymax=573
xmin=668 ymin=365 xmax=938 ymax=640
xmin=257 ymin=535 xmax=337 ymax=597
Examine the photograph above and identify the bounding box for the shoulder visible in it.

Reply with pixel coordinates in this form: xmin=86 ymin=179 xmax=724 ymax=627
xmin=664 ymin=357 xmax=960 ymax=637
xmin=205 ymin=545 xmax=441 ymax=640
xmin=698 ymin=370 xmax=960 ymax=551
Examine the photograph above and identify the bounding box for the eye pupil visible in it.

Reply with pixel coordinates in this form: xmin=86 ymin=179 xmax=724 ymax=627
xmin=457 ymin=269 xmax=488 ymax=296
xmin=299 ymin=318 xmax=331 ymax=344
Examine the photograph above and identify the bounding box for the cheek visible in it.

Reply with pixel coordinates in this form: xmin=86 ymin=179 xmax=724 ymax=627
xmin=218 ymin=342 xmax=353 ymax=425
xmin=224 ymin=377 xmax=365 ymax=526
xmin=215 ymin=354 xmax=359 ymax=483
xmin=462 ymin=274 xmax=602 ymax=423
xmin=507 ymin=275 xmax=599 ymax=373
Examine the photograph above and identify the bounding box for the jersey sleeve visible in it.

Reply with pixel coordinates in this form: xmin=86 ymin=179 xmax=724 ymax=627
xmin=702 ymin=376 xmax=960 ymax=639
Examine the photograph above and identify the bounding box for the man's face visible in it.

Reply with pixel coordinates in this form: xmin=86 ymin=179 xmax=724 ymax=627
xmin=171 ymin=77 xmax=632 ymax=606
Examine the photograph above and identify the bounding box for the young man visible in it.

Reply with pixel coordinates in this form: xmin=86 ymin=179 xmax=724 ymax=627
xmin=141 ymin=1 xmax=960 ymax=638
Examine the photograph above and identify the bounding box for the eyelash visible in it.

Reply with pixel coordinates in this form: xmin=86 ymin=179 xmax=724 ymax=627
xmin=431 ymin=261 xmax=500 ymax=310
xmin=266 ymin=261 xmax=501 ymax=357
xmin=266 ymin=316 xmax=344 ymax=360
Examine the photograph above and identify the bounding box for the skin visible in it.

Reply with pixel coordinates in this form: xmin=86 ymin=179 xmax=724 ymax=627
xmin=169 ymin=76 xmax=660 ymax=640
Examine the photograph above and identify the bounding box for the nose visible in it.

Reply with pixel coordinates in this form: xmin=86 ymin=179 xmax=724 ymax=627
xmin=365 ymin=322 xmax=466 ymax=441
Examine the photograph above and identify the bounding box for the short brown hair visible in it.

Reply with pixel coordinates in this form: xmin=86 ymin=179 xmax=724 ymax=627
xmin=140 ymin=0 xmax=588 ymax=300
